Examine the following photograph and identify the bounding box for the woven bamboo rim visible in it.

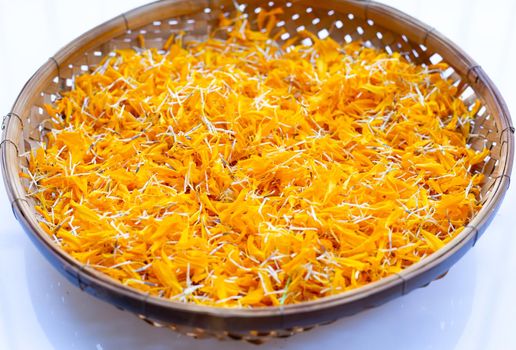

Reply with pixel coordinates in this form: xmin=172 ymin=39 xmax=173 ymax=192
xmin=1 ymin=0 xmax=514 ymax=341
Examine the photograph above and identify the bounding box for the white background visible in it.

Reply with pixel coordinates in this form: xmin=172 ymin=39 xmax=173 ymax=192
xmin=1 ymin=1 xmax=515 ymax=349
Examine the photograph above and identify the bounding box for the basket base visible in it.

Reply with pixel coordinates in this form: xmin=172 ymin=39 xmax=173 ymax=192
xmin=136 ymin=314 xmax=336 ymax=344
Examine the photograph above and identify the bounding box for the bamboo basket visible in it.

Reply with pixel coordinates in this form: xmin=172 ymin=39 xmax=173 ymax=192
xmin=1 ymin=0 xmax=513 ymax=344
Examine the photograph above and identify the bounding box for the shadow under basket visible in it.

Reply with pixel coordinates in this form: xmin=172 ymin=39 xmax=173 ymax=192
xmin=1 ymin=0 xmax=514 ymax=344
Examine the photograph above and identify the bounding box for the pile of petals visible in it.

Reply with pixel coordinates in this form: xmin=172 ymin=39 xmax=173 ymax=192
xmin=27 ymin=11 xmax=487 ymax=307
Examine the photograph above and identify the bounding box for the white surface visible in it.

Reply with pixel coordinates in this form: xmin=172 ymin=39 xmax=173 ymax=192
xmin=0 ymin=1 xmax=515 ymax=349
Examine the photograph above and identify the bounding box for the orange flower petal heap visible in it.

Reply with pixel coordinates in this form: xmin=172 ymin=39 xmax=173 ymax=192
xmin=27 ymin=11 xmax=487 ymax=307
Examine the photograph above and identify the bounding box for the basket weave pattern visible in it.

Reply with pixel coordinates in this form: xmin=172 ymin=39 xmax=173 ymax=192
xmin=1 ymin=0 xmax=513 ymax=343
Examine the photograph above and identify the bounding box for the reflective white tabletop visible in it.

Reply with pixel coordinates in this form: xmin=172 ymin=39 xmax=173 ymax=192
xmin=1 ymin=1 xmax=515 ymax=349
